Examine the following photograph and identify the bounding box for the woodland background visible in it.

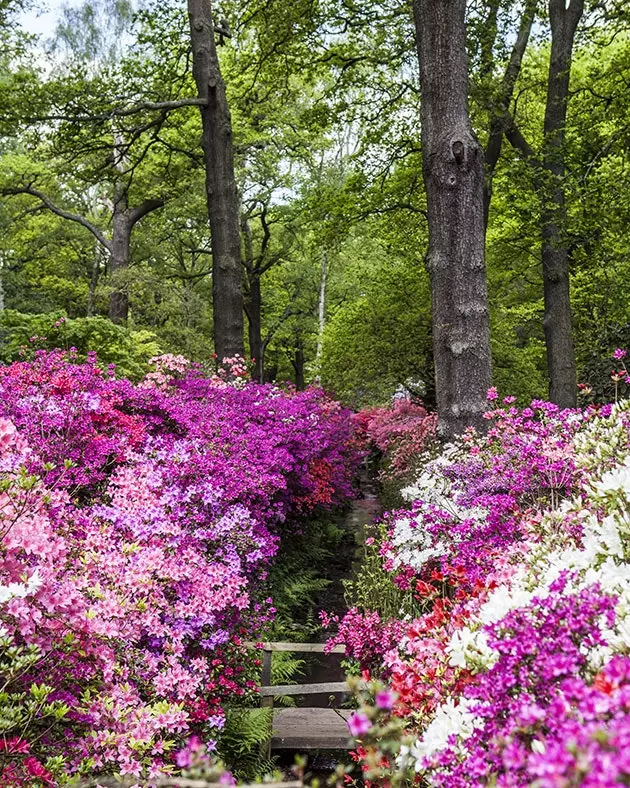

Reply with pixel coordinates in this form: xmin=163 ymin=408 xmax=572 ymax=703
xmin=0 ymin=0 xmax=628 ymax=407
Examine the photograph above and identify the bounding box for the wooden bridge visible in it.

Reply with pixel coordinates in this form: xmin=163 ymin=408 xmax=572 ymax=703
xmin=248 ymin=641 xmax=359 ymax=753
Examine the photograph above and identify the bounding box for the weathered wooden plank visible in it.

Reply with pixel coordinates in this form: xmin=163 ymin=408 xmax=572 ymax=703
xmin=260 ymin=681 xmax=351 ymax=697
xmin=243 ymin=641 xmax=346 ymax=654
xmin=271 ymin=707 xmax=353 ymax=750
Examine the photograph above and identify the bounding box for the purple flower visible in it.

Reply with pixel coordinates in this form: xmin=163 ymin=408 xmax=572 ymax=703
xmin=347 ymin=712 xmax=372 ymax=737
xmin=375 ymin=689 xmax=396 ymax=710
xmin=613 ymin=348 xmax=627 ymax=360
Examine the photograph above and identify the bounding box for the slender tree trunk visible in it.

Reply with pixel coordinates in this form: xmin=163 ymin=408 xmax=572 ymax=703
xmin=314 ymin=247 xmax=327 ymax=378
xmin=108 ymin=206 xmax=132 ymax=323
xmin=87 ymin=239 xmax=102 ymax=317
xmin=483 ymin=0 xmax=538 ymax=229
xmin=247 ymin=274 xmax=263 ymax=382
xmin=241 ymin=215 xmax=264 ymax=381
xmin=540 ymin=0 xmax=583 ymax=408
xmin=108 ymin=134 xmax=131 ymax=323
xmin=188 ymin=0 xmax=244 ymax=361
xmin=413 ymin=0 xmax=492 ymax=438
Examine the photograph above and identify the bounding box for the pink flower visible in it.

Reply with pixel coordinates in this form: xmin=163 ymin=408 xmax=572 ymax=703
xmin=375 ymin=689 xmax=396 ymax=710
xmin=486 ymin=387 xmax=498 ymax=401
xmin=613 ymin=348 xmax=627 ymax=360
xmin=347 ymin=711 xmax=372 ymax=737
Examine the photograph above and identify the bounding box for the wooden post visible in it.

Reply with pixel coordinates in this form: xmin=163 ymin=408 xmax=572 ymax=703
xmin=260 ymin=646 xmax=273 ymax=759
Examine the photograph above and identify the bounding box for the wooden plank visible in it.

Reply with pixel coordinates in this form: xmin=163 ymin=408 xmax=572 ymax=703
xmin=260 ymin=681 xmax=351 ymax=697
xmin=243 ymin=641 xmax=346 ymax=654
xmin=271 ymin=707 xmax=353 ymax=750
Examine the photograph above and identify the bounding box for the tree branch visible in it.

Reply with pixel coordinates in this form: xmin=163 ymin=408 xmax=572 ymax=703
xmin=504 ymin=119 xmax=542 ymax=169
xmin=1 ymin=186 xmax=112 ymax=251
xmin=10 ymin=98 xmax=209 ymax=126
xmin=128 ymin=198 xmax=165 ymax=225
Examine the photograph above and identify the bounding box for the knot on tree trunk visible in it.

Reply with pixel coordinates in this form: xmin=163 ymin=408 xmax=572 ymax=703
xmin=446 ymin=129 xmax=479 ymax=171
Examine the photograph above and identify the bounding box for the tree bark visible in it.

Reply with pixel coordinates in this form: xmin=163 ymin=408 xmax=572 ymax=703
xmin=413 ymin=0 xmax=492 ymax=438
xmin=188 ymin=0 xmax=244 ymax=362
xmin=247 ymin=274 xmax=263 ymax=382
xmin=242 ymin=214 xmax=264 ymax=381
xmin=314 ymin=247 xmax=327 ymax=380
xmin=292 ymin=342 xmax=305 ymax=391
xmin=540 ymin=0 xmax=583 ymax=408
xmin=87 ymin=239 xmax=103 ymax=317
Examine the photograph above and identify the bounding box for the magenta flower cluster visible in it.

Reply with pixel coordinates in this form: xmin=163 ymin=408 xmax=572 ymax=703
xmin=0 ymin=351 xmax=358 ymax=784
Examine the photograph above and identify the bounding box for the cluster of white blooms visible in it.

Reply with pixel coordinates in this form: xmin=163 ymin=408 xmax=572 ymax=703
xmin=400 ymin=697 xmax=479 ymax=763
xmin=389 ymin=515 xmax=446 ymax=571
xmin=392 ymin=440 xmax=488 ymax=571
xmin=0 ymin=570 xmax=42 ymax=604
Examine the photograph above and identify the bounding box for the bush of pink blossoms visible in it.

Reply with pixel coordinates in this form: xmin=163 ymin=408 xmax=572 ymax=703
xmin=0 ymin=351 xmax=358 ymax=784
xmin=355 ymin=399 xmax=437 ymax=477
xmin=330 ymin=394 xmax=630 ymax=787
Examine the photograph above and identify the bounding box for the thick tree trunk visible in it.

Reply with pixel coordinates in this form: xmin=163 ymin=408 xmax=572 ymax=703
xmin=540 ymin=0 xmax=583 ymax=408
xmin=413 ymin=0 xmax=492 ymax=438
xmin=188 ymin=0 xmax=244 ymax=362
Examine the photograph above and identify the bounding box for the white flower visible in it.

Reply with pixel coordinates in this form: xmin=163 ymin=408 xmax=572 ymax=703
xmin=447 ymin=627 xmax=497 ymax=669
xmin=410 ymin=697 xmax=479 ymax=762
xmin=531 ymin=739 xmax=546 ymax=754
xmin=0 ymin=571 xmax=42 ymax=605
xmin=594 ymin=459 xmax=630 ymax=496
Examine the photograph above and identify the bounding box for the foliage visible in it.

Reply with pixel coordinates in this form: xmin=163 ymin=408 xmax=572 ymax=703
xmin=0 ymin=310 xmax=161 ymax=378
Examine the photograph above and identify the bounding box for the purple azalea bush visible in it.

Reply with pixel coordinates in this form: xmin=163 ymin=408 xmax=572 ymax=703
xmin=0 ymin=351 xmax=358 ymax=785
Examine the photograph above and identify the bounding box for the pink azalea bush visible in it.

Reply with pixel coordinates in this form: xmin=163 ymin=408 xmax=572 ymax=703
xmin=0 ymin=351 xmax=358 ymax=784
xmin=329 ymin=377 xmax=630 ymax=786
xmin=355 ymin=399 xmax=437 ymax=477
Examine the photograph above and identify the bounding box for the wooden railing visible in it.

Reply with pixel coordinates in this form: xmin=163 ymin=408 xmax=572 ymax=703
xmin=245 ymin=642 xmax=360 ymax=756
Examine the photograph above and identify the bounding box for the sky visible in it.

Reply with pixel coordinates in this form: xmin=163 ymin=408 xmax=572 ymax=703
xmin=18 ymin=0 xmax=71 ymax=40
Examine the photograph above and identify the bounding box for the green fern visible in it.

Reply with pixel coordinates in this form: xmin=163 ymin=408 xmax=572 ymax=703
xmin=216 ymin=707 xmax=275 ymax=780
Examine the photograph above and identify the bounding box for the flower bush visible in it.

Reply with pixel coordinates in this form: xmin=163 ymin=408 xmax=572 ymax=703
xmin=330 ymin=383 xmax=630 ymax=786
xmin=355 ymin=399 xmax=437 ymax=478
xmin=0 ymin=351 xmax=358 ymax=784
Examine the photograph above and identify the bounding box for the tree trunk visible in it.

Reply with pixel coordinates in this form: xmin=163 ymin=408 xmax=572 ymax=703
xmin=314 ymin=247 xmax=327 ymax=380
xmin=292 ymin=342 xmax=305 ymax=391
xmin=87 ymin=239 xmax=102 ymax=317
xmin=483 ymin=0 xmax=538 ymax=229
xmin=247 ymin=273 xmax=263 ymax=382
xmin=108 ymin=189 xmax=132 ymax=323
xmin=188 ymin=0 xmax=244 ymax=362
xmin=540 ymin=0 xmax=583 ymax=408
xmin=413 ymin=0 xmax=492 ymax=438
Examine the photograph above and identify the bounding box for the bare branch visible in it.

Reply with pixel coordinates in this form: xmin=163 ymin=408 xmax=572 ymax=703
xmin=1 ymin=186 xmax=112 ymax=251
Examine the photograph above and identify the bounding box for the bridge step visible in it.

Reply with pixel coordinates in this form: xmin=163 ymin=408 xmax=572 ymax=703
xmin=271 ymin=707 xmax=353 ymax=750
